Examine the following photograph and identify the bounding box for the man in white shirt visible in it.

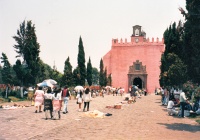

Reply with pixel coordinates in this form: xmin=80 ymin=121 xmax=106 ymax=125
xmin=179 ymin=89 xmax=189 ymax=118
xmin=167 ymin=98 xmax=178 ymax=116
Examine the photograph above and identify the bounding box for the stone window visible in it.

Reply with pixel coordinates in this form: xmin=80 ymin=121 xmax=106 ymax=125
xmin=135 ymin=64 xmax=140 ymax=70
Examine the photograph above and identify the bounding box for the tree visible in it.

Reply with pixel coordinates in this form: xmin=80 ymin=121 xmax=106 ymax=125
xmin=99 ymin=58 xmax=104 ymax=87
xmin=13 ymin=20 xmax=41 ymax=85
xmin=86 ymin=57 xmax=93 ymax=86
xmin=160 ymin=22 xmax=187 ymax=87
xmin=77 ymin=36 xmax=86 ymax=86
xmin=179 ymin=0 xmax=200 ymax=83
xmin=73 ymin=66 xmax=81 ymax=86
xmin=0 ymin=53 xmax=13 ymax=85
xmin=62 ymin=57 xmax=73 ymax=87
xmin=0 ymin=53 xmax=13 ymax=98
xmin=92 ymin=67 xmax=99 ymax=85
xmin=103 ymin=67 xmax=108 ymax=86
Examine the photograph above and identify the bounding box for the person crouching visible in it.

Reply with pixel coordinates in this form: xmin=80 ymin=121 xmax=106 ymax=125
xmin=167 ymin=98 xmax=178 ymax=116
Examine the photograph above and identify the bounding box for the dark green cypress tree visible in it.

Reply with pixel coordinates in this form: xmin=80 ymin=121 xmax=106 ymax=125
xmin=103 ymin=67 xmax=108 ymax=86
xmin=160 ymin=22 xmax=187 ymax=87
xmin=180 ymin=0 xmax=200 ymax=83
xmin=86 ymin=57 xmax=93 ymax=86
xmin=99 ymin=58 xmax=104 ymax=87
xmin=62 ymin=57 xmax=73 ymax=87
xmin=77 ymin=36 xmax=86 ymax=86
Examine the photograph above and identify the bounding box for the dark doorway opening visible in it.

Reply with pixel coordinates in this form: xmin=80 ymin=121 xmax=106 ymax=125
xmin=133 ymin=77 xmax=142 ymax=89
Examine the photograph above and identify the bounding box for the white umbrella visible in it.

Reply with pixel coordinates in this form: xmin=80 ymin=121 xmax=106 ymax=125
xmin=37 ymin=81 xmax=54 ymax=88
xmin=43 ymin=79 xmax=57 ymax=85
xmin=74 ymin=86 xmax=84 ymax=92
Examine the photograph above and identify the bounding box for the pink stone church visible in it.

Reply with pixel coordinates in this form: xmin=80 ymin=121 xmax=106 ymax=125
xmin=103 ymin=25 xmax=165 ymax=93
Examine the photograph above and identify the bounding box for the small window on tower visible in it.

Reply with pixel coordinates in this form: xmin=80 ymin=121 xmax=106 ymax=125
xmin=135 ymin=29 xmax=139 ymax=36
xmin=135 ymin=64 xmax=140 ymax=70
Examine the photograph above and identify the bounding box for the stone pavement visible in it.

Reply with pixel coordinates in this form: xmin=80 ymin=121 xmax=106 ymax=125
xmin=0 ymin=94 xmax=199 ymax=140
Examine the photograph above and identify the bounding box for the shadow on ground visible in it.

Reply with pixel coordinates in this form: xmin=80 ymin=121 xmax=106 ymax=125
xmin=157 ymin=123 xmax=200 ymax=132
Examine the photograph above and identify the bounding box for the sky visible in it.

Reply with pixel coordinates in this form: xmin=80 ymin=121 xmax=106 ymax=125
xmin=0 ymin=0 xmax=186 ymax=73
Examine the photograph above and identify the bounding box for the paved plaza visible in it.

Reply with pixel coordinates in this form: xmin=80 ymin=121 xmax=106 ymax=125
xmin=0 ymin=94 xmax=199 ymax=140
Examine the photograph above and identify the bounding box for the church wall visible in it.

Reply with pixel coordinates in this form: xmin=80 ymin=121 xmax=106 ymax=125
xmin=103 ymin=41 xmax=164 ymax=93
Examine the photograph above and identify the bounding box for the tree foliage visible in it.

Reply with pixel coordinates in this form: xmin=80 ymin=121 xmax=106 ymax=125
xmin=99 ymin=58 xmax=104 ymax=87
xmin=77 ymin=36 xmax=86 ymax=86
xmin=0 ymin=53 xmax=13 ymax=85
xmin=62 ymin=57 xmax=73 ymax=87
xmin=86 ymin=57 xmax=93 ymax=86
xmin=13 ymin=20 xmax=41 ymax=85
xmin=180 ymin=0 xmax=200 ymax=83
xmin=92 ymin=67 xmax=99 ymax=85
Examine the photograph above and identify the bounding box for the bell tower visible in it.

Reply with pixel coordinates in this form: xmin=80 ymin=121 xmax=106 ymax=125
xmin=131 ymin=25 xmax=146 ymax=43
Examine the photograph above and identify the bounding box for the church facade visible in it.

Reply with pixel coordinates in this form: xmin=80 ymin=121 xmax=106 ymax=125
xmin=103 ymin=25 xmax=165 ymax=93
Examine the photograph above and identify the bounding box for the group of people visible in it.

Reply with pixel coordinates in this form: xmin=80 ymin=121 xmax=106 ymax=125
xmin=34 ymin=86 xmax=92 ymax=120
xmin=157 ymin=87 xmax=200 ymax=118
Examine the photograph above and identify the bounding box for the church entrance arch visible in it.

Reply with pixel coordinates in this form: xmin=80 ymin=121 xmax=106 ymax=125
xmin=133 ymin=77 xmax=142 ymax=89
xmin=128 ymin=60 xmax=147 ymax=90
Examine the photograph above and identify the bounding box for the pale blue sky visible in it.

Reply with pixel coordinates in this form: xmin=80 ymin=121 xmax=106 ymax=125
xmin=0 ymin=0 xmax=186 ymax=73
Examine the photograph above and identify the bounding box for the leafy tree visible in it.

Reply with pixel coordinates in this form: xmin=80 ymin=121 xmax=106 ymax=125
xmin=13 ymin=59 xmax=28 ymax=86
xmin=62 ymin=57 xmax=73 ymax=87
xmin=179 ymin=0 xmax=200 ymax=83
xmin=73 ymin=66 xmax=81 ymax=86
xmin=86 ymin=57 xmax=93 ymax=86
xmin=103 ymin=67 xmax=108 ymax=86
xmin=0 ymin=53 xmax=13 ymax=98
xmin=77 ymin=36 xmax=86 ymax=86
xmin=0 ymin=64 xmax=2 ymax=83
xmin=92 ymin=67 xmax=99 ymax=85
xmin=13 ymin=20 xmax=41 ymax=85
xmin=99 ymin=58 xmax=104 ymax=87
xmin=0 ymin=53 xmax=13 ymax=85
xmin=160 ymin=22 xmax=187 ymax=87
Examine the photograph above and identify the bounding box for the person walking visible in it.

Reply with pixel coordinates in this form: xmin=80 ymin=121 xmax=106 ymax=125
xmin=34 ymin=86 xmax=44 ymax=113
xmin=83 ymin=88 xmax=92 ymax=112
xmin=43 ymin=88 xmax=53 ymax=120
xmin=76 ymin=90 xmax=83 ymax=112
xmin=61 ymin=86 xmax=71 ymax=114
xmin=179 ymin=89 xmax=189 ymax=118
xmin=52 ymin=88 xmax=62 ymax=120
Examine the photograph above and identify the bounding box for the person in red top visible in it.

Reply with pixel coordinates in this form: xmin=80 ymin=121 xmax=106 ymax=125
xmin=61 ymin=86 xmax=71 ymax=114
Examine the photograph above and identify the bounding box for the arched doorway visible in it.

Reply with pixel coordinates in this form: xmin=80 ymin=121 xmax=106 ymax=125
xmin=133 ymin=77 xmax=142 ymax=89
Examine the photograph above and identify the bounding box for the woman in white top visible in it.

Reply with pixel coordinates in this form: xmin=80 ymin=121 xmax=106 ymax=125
xmin=83 ymin=88 xmax=92 ymax=112
xmin=76 ymin=90 xmax=83 ymax=112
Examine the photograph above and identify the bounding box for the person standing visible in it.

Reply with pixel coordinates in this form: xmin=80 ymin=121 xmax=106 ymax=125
xmin=76 ymin=90 xmax=83 ymax=112
xmin=61 ymin=86 xmax=71 ymax=114
xmin=83 ymin=88 xmax=92 ymax=112
xmin=179 ymin=89 xmax=189 ymax=118
xmin=34 ymin=86 xmax=44 ymax=113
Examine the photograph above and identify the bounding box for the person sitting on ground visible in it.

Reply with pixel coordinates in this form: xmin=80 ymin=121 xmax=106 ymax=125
xmin=167 ymin=98 xmax=178 ymax=116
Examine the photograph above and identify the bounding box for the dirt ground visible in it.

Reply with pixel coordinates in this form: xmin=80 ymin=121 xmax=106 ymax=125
xmin=0 ymin=93 xmax=199 ymax=140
